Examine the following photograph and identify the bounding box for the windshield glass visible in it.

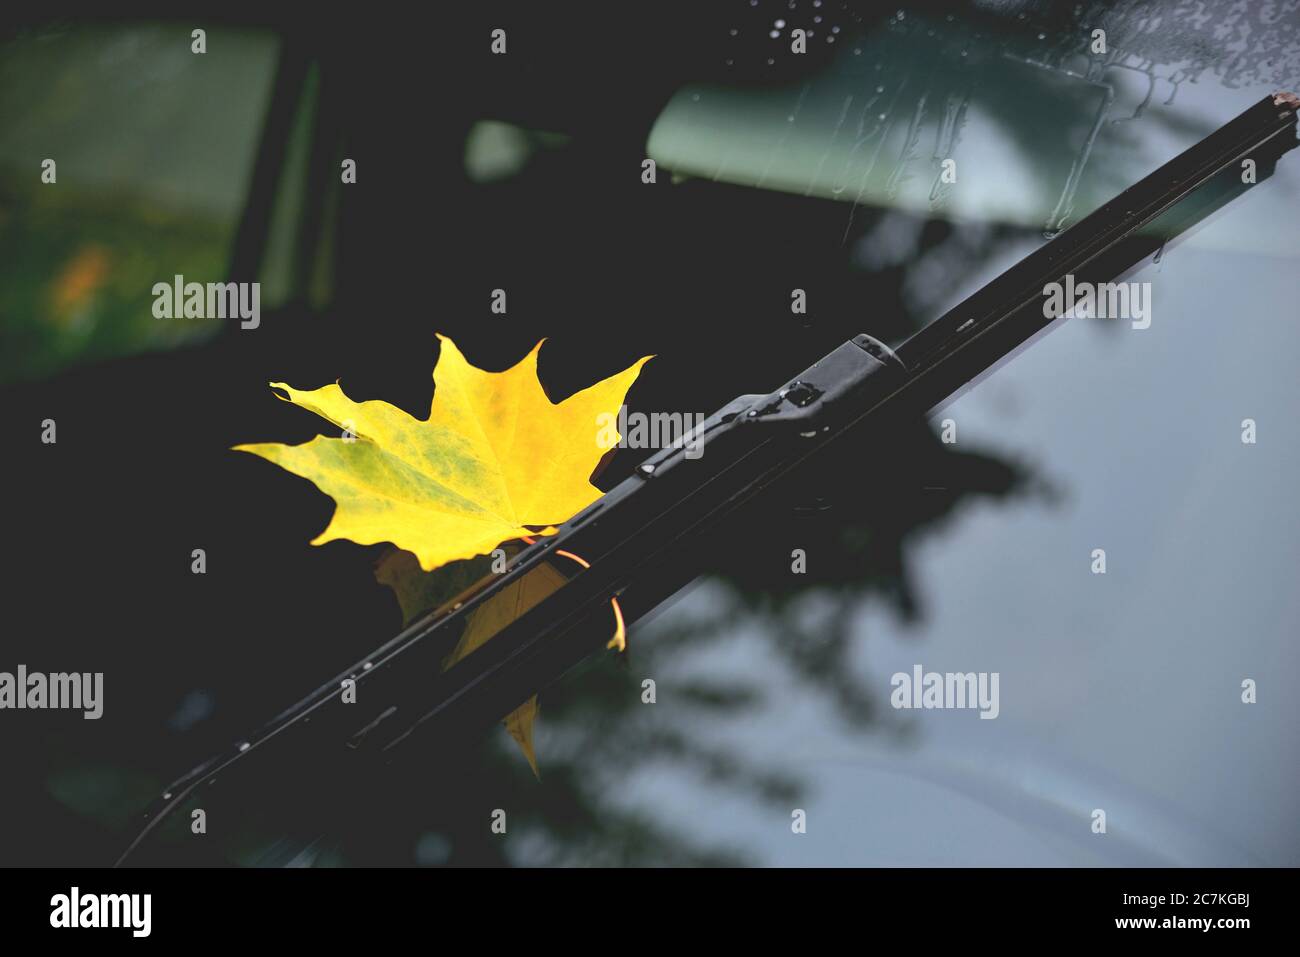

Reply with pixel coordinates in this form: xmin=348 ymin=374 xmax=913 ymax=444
xmin=4 ymin=2 xmax=1297 ymax=868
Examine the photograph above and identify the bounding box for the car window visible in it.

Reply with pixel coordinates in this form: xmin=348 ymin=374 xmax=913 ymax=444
xmin=0 ymin=22 xmax=278 ymax=383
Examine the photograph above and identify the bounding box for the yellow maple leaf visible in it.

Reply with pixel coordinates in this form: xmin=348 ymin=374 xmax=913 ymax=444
xmin=235 ymin=334 xmax=652 ymax=570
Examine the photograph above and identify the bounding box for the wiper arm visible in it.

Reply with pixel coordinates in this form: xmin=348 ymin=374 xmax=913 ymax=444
xmin=118 ymin=93 xmax=1298 ymax=866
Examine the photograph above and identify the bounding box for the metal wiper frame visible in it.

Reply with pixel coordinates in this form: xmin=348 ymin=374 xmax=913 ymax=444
xmin=118 ymin=93 xmax=1298 ymax=865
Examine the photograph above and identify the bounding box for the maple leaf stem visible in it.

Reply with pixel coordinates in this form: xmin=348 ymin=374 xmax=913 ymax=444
xmin=520 ymin=535 xmax=626 ymax=653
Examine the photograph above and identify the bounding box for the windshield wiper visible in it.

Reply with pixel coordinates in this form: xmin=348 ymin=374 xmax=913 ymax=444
xmin=118 ymin=93 xmax=1298 ymax=866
